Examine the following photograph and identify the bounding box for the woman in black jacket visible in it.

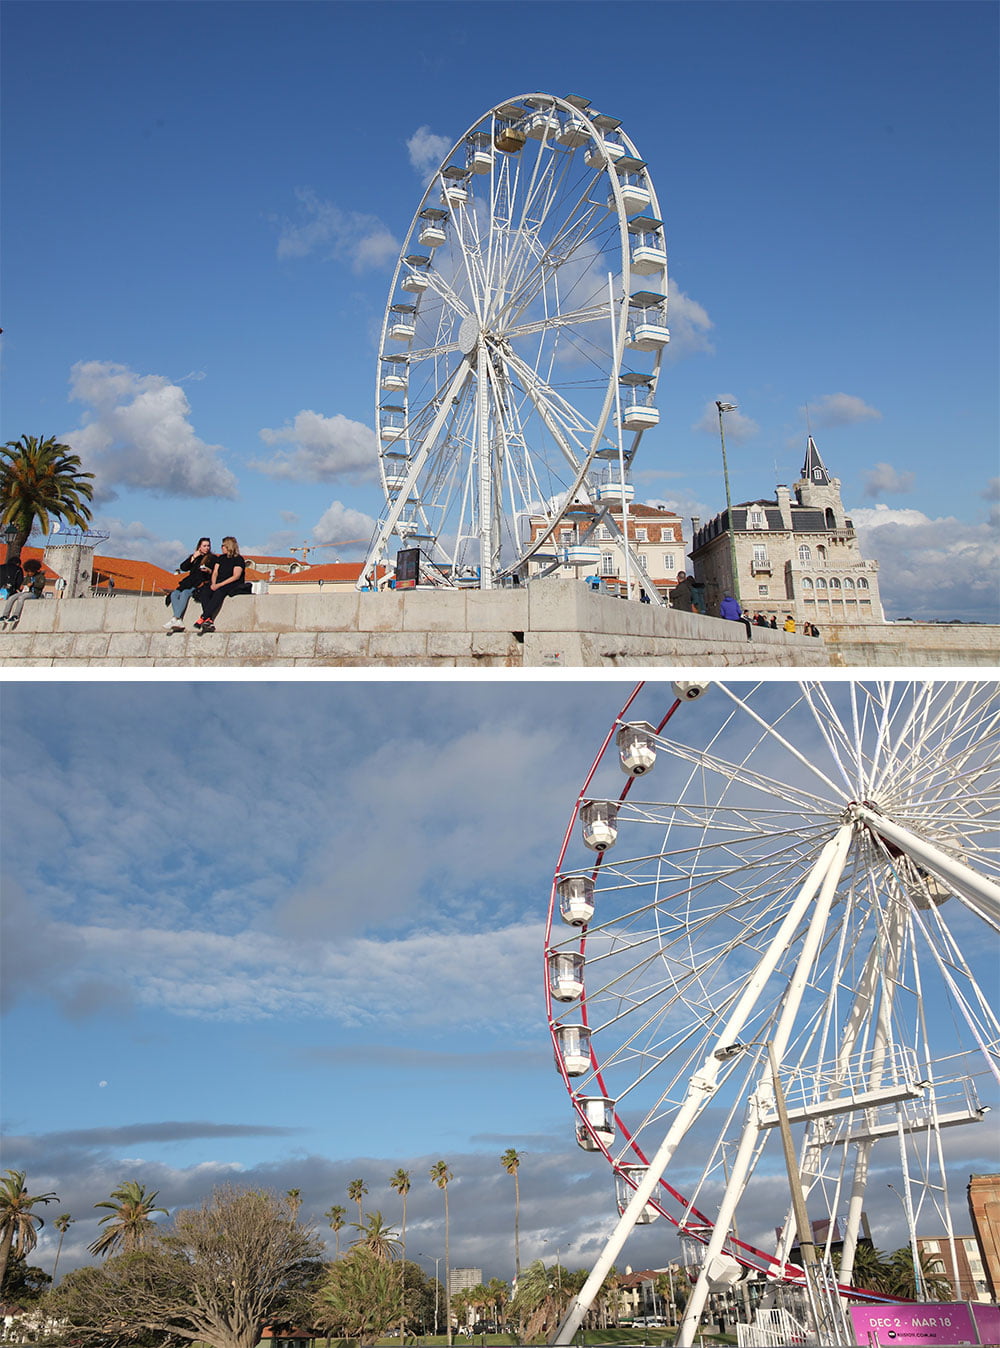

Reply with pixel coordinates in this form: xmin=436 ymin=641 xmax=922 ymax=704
xmin=164 ymin=537 xmax=215 ymax=631
xmin=195 ymin=536 xmax=251 ymax=631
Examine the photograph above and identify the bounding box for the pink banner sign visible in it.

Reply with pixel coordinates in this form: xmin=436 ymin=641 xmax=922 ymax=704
xmin=850 ymin=1302 xmax=980 ymax=1345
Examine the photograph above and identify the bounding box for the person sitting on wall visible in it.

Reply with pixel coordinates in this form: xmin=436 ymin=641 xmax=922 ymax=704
xmin=719 ymin=594 xmax=742 ymax=620
xmin=784 ymin=614 xmax=796 ymax=633
xmin=0 ymin=559 xmax=46 ymax=626
xmin=164 ymin=536 xmax=215 ymax=632
xmin=194 ymin=536 xmax=252 ymax=632
xmin=670 ymin=571 xmax=694 ymax=611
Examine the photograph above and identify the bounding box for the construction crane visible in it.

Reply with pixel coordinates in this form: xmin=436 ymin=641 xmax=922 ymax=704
xmin=288 ymin=540 xmax=367 ymax=564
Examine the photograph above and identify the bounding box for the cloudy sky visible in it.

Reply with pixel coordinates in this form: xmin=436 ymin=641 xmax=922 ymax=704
xmin=3 ymin=680 xmax=997 ymax=1288
xmin=1 ymin=1 xmax=997 ymax=620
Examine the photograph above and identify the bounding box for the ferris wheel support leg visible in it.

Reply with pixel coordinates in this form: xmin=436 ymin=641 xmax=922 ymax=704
xmin=358 ymin=355 xmax=474 ymax=588
xmin=675 ymin=824 xmax=855 ymax=1348
xmin=852 ymin=805 xmax=1000 ymax=920
xmin=549 ymin=825 xmax=854 ymax=1347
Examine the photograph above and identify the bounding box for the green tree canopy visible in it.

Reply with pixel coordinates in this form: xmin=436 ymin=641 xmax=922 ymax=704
xmin=313 ymin=1246 xmax=404 ymax=1346
xmin=0 ymin=435 xmax=94 ymax=561
xmin=52 ymin=1185 xmax=323 ymax=1348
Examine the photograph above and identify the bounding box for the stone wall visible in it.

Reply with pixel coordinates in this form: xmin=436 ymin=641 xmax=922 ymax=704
xmin=822 ymin=621 xmax=1000 ymax=667
xmin=1 ymin=581 xmax=829 ymax=668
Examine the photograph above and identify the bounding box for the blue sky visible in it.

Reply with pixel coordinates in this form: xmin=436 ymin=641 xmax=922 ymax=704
xmin=3 ymin=679 xmax=997 ymax=1287
xmin=2 ymin=1 xmax=997 ymax=620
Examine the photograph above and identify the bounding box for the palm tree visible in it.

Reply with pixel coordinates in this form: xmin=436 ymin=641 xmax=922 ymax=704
xmin=429 ymin=1161 xmax=453 ymax=1345
xmin=325 ymin=1204 xmax=347 ymax=1257
xmin=51 ymin=1213 xmax=74 ymax=1284
xmin=351 ymin=1210 xmax=401 ymax=1262
xmin=286 ymin=1189 xmax=302 ymax=1221
xmin=389 ymin=1168 xmax=411 ymax=1340
xmin=485 ymin=1276 xmax=508 ymax=1329
xmin=347 ymin=1178 xmax=368 ymax=1227
xmin=88 ymin=1180 xmax=167 ymax=1257
xmin=0 ymin=1170 xmax=58 ymax=1291
xmin=0 ymin=435 xmax=94 ymax=564
xmin=500 ymin=1149 xmax=523 ymax=1283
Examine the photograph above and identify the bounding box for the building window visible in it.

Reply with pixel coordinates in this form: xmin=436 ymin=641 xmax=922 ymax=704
xmin=749 ymin=509 xmax=767 ymax=529
xmin=801 ymin=577 xmax=813 ymax=589
xmin=816 ymin=577 xmax=828 ymax=589
xmin=798 ymin=544 xmax=811 ymax=562
xmin=758 ymin=584 xmax=769 ymax=596
xmin=633 ymin=527 xmax=648 ymax=542
xmin=601 ymin=552 xmax=616 ymax=576
xmin=829 ymin=577 xmax=841 ymax=589
xmin=596 ymin=525 xmax=611 ymax=540
xmin=637 ymin=554 xmax=649 ymax=570
xmin=843 ymin=576 xmax=855 ymax=588
xmin=560 ymin=528 xmax=573 ymax=541
xmin=857 ymin=577 xmax=869 ymax=589
xmin=662 ymin=553 xmax=675 ymax=572
xmin=753 ymin=544 xmax=768 ymax=562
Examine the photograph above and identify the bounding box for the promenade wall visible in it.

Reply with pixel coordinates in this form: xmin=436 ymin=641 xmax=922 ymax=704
xmin=2 ymin=582 xmax=826 ymax=668
xmin=1 ymin=582 xmax=995 ymax=668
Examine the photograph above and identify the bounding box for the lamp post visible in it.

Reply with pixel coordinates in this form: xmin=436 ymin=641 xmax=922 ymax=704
xmin=715 ymin=401 xmax=741 ymax=606
xmin=887 ymin=1184 xmax=926 ymax=1301
xmin=418 ymin=1252 xmax=442 ymax=1335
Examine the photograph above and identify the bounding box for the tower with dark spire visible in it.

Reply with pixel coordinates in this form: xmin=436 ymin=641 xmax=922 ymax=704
xmin=795 ymin=435 xmax=847 ymax=530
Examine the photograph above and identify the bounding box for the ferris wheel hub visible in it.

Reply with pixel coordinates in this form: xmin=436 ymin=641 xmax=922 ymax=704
xmin=458 ymin=314 xmax=482 ymax=355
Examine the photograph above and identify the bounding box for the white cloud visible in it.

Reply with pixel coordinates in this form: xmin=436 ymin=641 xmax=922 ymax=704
xmin=312 ymin=500 xmax=377 ymax=545
xmin=693 ymin=398 xmax=760 ymax=443
xmin=662 ymin=279 xmax=714 ymax=361
xmin=407 ymin=124 xmax=452 ymax=178
xmin=275 ymin=188 xmax=399 ymax=271
xmin=851 ymin=501 xmax=1000 ymax=622
xmin=802 ymin=392 xmax=882 ymax=427
xmin=64 ymin=361 xmax=238 ymax=500
xmin=252 ymin=410 xmax=379 ymax=482
xmin=91 ymin=516 xmax=190 ymax=572
xmin=861 ymin=461 xmax=915 ymax=497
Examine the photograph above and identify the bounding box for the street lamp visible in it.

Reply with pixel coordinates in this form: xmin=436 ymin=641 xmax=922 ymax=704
xmin=715 ymin=401 xmax=741 ymax=607
xmin=887 ymin=1184 xmax=926 ymax=1301
xmin=417 ymin=1251 xmax=442 ymax=1335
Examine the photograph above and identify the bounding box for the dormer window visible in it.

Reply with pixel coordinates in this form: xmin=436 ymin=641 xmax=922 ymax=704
xmin=748 ymin=509 xmax=767 ymax=529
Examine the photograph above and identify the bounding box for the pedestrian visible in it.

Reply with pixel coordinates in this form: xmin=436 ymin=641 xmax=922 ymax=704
xmin=0 ymin=556 xmax=23 ymax=598
xmin=670 ymin=570 xmax=694 ymax=611
xmin=811 ymin=623 xmax=821 ymax=637
xmin=719 ymin=594 xmax=742 ymax=620
xmin=769 ymin=615 xmax=778 ymax=629
xmin=163 ymin=537 xmax=216 ymax=632
xmin=690 ymin=578 xmax=707 ymax=614
xmin=195 ymin=535 xmax=251 ymax=632
xmin=0 ymin=559 xmax=46 ymax=626
xmin=784 ymin=614 xmax=796 ymax=633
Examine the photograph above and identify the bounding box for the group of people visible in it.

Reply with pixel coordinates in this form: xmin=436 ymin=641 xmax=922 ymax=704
xmin=0 ymin=558 xmax=46 ymax=627
xmin=719 ymin=597 xmax=821 ymax=637
xmin=163 ymin=536 xmax=251 ymax=633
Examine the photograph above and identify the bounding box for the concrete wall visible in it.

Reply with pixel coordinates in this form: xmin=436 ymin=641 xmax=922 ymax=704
xmin=1 ymin=581 xmax=831 ymax=668
xmin=822 ymin=621 xmax=1000 ymax=667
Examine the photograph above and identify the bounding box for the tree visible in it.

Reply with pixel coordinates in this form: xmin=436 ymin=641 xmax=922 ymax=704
xmin=285 ymin=1190 xmax=302 ymax=1221
xmin=351 ymin=1210 xmax=400 ymax=1263
xmin=508 ymin=1259 xmax=568 ymax=1343
xmin=53 ymin=1185 xmax=323 ymax=1348
xmin=429 ymin=1161 xmax=453 ymax=1345
xmin=51 ymin=1212 xmax=75 ymax=1284
xmin=499 ymin=1149 xmax=523 ymax=1282
xmin=347 ymin=1178 xmax=368 ymax=1226
xmin=885 ymin=1246 xmax=954 ymax=1301
xmin=89 ymin=1181 xmax=168 ymax=1257
xmin=0 ymin=1170 xmax=58 ymax=1292
xmin=0 ymin=435 xmax=94 ymax=563
xmin=1 ymin=1254 xmax=52 ymax=1306
xmin=313 ymin=1246 xmax=404 ymax=1347
xmin=324 ymin=1204 xmax=347 ymax=1257
xmin=485 ymin=1276 xmax=509 ymax=1328
xmin=388 ymin=1168 xmax=411 ymax=1341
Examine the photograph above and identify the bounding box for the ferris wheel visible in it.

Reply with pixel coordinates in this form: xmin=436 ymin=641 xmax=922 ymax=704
xmin=546 ymin=681 xmax=1000 ymax=1347
xmin=359 ymin=92 xmax=668 ymax=592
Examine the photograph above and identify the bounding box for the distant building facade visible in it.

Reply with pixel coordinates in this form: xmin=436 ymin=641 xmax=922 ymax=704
xmin=527 ymin=500 xmax=685 ymax=600
xmin=916 ymin=1233 xmax=992 ymax=1302
xmin=689 ymin=437 xmax=884 ymax=626
xmin=447 ymin=1267 xmax=482 ymax=1299
xmin=968 ymin=1173 xmax=1000 ymax=1300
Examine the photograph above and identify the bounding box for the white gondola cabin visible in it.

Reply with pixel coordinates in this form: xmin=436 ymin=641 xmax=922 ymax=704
xmin=580 ymin=799 xmax=619 ymax=851
xmin=440 ymin=167 xmax=469 ymax=208
xmin=628 ymin=215 xmax=667 ymax=277
xmin=594 ymin=471 xmax=634 ymax=504
xmin=576 ymin=1095 xmax=615 ymax=1151
xmin=555 ymin=1023 xmax=592 ymax=1077
xmin=467 ymin=132 xmax=493 ymax=174
xmin=557 ymin=874 xmax=595 ymax=925
xmin=560 ymin=544 xmax=602 ymax=568
xmin=616 ymin=721 xmax=657 ymax=776
xmin=418 ymin=208 xmax=448 ymax=248
xmin=625 ymin=290 xmax=670 ymax=351
xmin=387 ymin=304 xmax=416 ymax=342
xmin=380 ymin=359 xmax=408 ymax=393
xmin=548 ymin=950 xmax=585 ymax=1002
xmin=614 ymin=1165 xmax=660 ymax=1223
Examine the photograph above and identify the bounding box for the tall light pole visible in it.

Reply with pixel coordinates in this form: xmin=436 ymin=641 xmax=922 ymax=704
xmin=418 ymin=1252 xmax=442 ymax=1335
xmin=715 ymin=401 xmax=741 ymax=607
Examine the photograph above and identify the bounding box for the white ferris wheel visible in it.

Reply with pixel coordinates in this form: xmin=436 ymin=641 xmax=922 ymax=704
xmin=359 ymin=92 xmax=668 ymax=593
xmin=545 ymin=681 xmax=1000 ymax=1347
